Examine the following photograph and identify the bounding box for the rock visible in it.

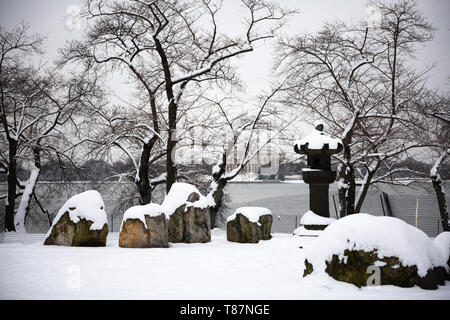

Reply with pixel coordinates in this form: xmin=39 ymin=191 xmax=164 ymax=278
xmin=258 ymin=214 xmax=273 ymax=240
xmin=168 ymin=192 xmax=211 ymax=243
xmin=183 ymin=203 xmax=211 ymax=243
xmin=44 ymin=190 xmax=108 ymax=246
xmin=119 ymin=213 xmax=168 ymax=248
xmin=303 ymin=249 xmax=449 ymax=290
xmin=227 ymin=213 xmax=261 ymax=243
xmin=164 ymin=183 xmax=212 ymax=243
xmin=226 ymin=207 xmax=273 ymax=243
xmin=168 ymin=208 xmax=185 ymax=243
xmin=119 ymin=218 xmax=149 ymax=248
xmin=44 ymin=212 xmax=108 ymax=247
xmin=119 ymin=203 xmax=169 ymax=248
xmin=302 ymin=214 xmax=450 ymax=290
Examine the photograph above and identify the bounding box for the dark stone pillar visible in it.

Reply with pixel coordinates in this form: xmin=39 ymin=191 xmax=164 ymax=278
xmin=309 ymin=184 xmax=329 ymax=217
xmin=302 ymin=170 xmax=336 ymax=218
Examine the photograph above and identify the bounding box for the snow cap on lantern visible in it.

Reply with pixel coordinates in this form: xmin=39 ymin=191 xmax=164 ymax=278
xmin=294 ymin=121 xmax=343 ymax=171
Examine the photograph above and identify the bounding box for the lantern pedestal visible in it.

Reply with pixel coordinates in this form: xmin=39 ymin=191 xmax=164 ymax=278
xmin=302 ymin=169 xmax=336 ymax=218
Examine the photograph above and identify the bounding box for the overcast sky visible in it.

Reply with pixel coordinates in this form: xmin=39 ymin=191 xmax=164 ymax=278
xmin=0 ymin=0 xmax=449 ymax=102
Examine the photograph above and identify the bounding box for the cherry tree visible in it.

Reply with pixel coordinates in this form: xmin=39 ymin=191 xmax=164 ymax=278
xmin=196 ymin=86 xmax=295 ymax=227
xmin=276 ymin=0 xmax=434 ymax=216
xmin=412 ymin=93 xmax=449 ymax=231
xmin=0 ymin=24 xmax=100 ymax=232
xmin=61 ymin=0 xmax=293 ymax=197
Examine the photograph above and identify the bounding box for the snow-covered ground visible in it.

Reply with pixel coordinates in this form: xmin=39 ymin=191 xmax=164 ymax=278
xmin=0 ymin=229 xmax=449 ymax=300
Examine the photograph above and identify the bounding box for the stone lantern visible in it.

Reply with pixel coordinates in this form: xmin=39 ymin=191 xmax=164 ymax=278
xmin=294 ymin=121 xmax=343 ymax=218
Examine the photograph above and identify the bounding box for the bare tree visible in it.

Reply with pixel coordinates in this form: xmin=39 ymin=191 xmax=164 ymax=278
xmin=411 ymin=93 xmax=449 ymax=231
xmin=276 ymin=0 xmax=434 ymax=216
xmin=198 ymin=86 xmax=295 ymax=227
xmin=61 ymin=0 xmax=293 ymax=198
xmin=0 ymin=23 xmax=100 ymax=232
xmin=66 ymin=100 xmax=167 ymax=204
xmin=0 ymin=23 xmax=43 ymax=231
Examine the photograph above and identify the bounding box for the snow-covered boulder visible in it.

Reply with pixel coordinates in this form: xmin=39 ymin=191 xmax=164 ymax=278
xmin=434 ymin=232 xmax=450 ymax=268
xmin=302 ymin=214 xmax=449 ymax=290
xmin=119 ymin=203 xmax=169 ymax=248
xmin=44 ymin=190 xmax=108 ymax=247
xmin=164 ymin=183 xmax=213 ymax=243
xmin=227 ymin=207 xmax=273 ymax=243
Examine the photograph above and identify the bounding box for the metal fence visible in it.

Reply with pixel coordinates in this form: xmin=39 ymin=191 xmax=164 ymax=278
xmin=0 ymin=181 xmax=448 ymax=237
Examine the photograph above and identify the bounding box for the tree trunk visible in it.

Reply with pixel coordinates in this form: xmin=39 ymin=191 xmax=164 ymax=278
xmin=136 ymin=137 xmax=157 ymax=204
xmin=431 ymin=177 xmax=449 ymax=232
xmin=431 ymin=153 xmax=449 ymax=232
xmin=355 ymin=169 xmax=377 ymax=214
xmin=14 ymin=147 xmax=42 ymax=233
xmin=153 ymin=36 xmax=178 ymax=194
xmin=166 ymin=120 xmax=178 ymax=193
xmin=208 ymin=154 xmax=227 ymax=228
xmin=209 ymin=178 xmax=228 ymax=228
xmin=337 ymin=165 xmax=347 ymax=217
xmin=5 ymin=139 xmax=18 ymax=232
xmin=341 ymin=138 xmax=356 ymax=215
xmin=338 ymin=186 xmax=347 ymax=218
xmin=337 ymin=164 xmax=356 ymax=216
xmin=13 ymin=172 xmax=38 ymax=232
xmin=346 ymin=166 xmax=356 ymax=215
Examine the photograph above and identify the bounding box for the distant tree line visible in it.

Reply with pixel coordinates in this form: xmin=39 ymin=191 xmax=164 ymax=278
xmin=1 ymin=156 xmax=447 ymax=183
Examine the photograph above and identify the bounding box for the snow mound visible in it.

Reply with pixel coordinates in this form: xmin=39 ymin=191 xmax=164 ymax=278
xmin=293 ymin=226 xmax=321 ymax=237
xmin=227 ymin=207 xmax=272 ymax=224
xmin=295 ymin=128 xmax=342 ymax=150
xmin=303 ymin=214 xmax=448 ymax=277
xmin=433 ymin=232 xmax=450 ymax=262
xmin=121 ymin=203 xmax=167 ymax=231
xmin=161 ymin=182 xmax=213 ymax=216
xmin=48 ymin=190 xmax=107 ymax=233
xmin=300 ymin=211 xmax=336 ymax=225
